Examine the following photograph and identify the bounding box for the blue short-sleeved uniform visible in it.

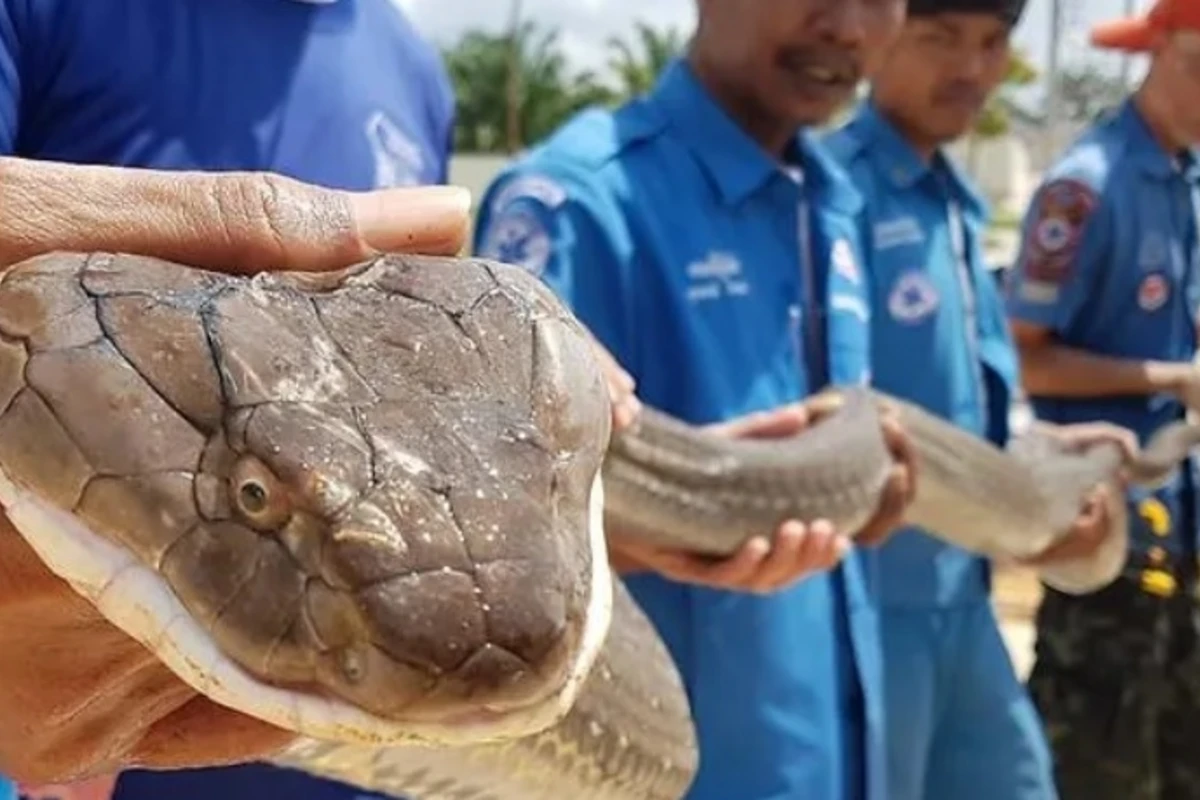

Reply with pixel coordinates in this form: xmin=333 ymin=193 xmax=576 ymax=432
xmin=0 ymin=1 xmax=454 ymax=798
xmin=1006 ymin=98 xmax=1200 ymax=561
xmin=0 ymin=0 xmax=453 ymax=188
xmin=472 ymin=59 xmax=885 ymax=800
xmin=825 ymin=101 xmax=1055 ymax=800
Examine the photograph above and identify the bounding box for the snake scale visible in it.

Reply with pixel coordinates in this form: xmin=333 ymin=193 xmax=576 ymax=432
xmin=1 ymin=251 xmax=1198 ymax=800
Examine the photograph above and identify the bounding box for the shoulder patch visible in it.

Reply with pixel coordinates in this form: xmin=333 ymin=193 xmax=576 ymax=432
xmin=1019 ymin=178 xmax=1098 ymax=288
xmin=489 ymin=173 xmax=567 ymax=214
xmin=477 ymin=203 xmax=554 ymax=278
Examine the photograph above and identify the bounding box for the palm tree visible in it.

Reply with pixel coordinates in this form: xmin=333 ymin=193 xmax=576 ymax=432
xmin=606 ymin=22 xmax=686 ymax=99
xmin=443 ymin=22 xmax=617 ymax=153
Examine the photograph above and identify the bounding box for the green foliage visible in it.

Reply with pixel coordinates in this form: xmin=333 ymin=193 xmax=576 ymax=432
xmin=972 ymin=48 xmax=1038 ymax=139
xmin=443 ymin=18 xmax=681 ymax=153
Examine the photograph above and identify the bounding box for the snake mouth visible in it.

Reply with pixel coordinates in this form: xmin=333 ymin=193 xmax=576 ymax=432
xmin=0 ymin=466 xmax=613 ymax=747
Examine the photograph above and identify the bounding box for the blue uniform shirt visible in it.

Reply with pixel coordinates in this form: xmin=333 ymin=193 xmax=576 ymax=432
xmin=473 ymin=59 xmax=885 ymax=800
xmin=0 ymin=0 xmax=454 ymax=188
xmin=1006 ymin=98 xmax=1200 ymax=558
xmin=825 ymin=101 xmax=1018 ymax=609
xmin=0 ymin=2 xmax=454 ymax=799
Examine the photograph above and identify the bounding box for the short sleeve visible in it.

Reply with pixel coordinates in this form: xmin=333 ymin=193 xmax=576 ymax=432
xmin=0 ymin=0 xmax=23 ymax=153
xmin=472 ymin=168 xmax=636 ymax=375
xmin=1004 ymin=176 xmax=1109 ymax=333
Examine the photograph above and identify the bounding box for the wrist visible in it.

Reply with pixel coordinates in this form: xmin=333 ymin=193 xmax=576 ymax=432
xmin=1145 ymin=361 xmax=1192 ymax=396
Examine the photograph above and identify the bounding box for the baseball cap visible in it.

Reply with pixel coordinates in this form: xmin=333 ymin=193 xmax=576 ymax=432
xmin=1091 ymin=0 xmax=1200 ymax=51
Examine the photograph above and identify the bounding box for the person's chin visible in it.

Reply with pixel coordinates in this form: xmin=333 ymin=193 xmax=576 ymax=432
xmin=779 ymin=88 xmax=857 ymax=128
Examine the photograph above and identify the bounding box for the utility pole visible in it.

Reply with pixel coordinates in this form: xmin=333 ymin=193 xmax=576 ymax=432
xmin=505 ymin=0 xmax=524 ymax=154
xmin=1042 ymin=0 xmax=1065 ymax=169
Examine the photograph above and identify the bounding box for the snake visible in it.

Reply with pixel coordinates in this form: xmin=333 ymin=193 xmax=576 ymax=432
xmin=1 ymin=250 xmax=1198 ymax=800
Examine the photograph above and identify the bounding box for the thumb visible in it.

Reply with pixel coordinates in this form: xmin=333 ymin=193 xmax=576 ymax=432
xmin=0 ymin=157 xmax=470 ymax=273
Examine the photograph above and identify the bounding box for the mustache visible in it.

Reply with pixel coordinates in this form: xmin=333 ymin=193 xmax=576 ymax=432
xmin=931 ymin=81 xmax=988 ymax=106
xmin=775 ymin=46 xmax=862 ymax=83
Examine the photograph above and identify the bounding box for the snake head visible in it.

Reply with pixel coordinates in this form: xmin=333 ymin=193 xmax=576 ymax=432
xmin=0 ymin=253 xmax=614 ymax=747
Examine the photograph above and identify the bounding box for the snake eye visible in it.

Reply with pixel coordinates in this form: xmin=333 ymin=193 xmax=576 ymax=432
xmin=238 ymin=481 xmax=268 ymax=513
xmin=231 ymin=456 xmax=291 ymax=531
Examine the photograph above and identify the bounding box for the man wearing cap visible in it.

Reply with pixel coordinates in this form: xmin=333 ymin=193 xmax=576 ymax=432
xmin=1006 ymin=1 xmax=1200 ymax=795
xmin=825 ymin=1 xmax=1131 ymax=798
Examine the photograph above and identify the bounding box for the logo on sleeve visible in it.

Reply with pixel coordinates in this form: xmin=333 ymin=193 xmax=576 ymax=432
xmin=831 ymin=239 xmax=860 ymax=284
xmin=365 ymin=111 xmax=424 ymax=188
xmin=478 ymin=207 xmax=553 ymax=277
xmin=1020 ymin=178 xmax=1097 ymax=287
xmin=887 ymin=269 xmax=940 ymax=323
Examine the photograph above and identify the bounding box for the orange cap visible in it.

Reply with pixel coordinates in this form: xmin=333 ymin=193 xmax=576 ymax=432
xmin=1090 ymin=0 xmax=1200 ymax=51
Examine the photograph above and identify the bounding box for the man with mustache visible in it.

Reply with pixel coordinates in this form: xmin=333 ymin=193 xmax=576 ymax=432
xmin=824 ymin=1 xmax=1133 ymax=797
xmin=1006 ymin=1 xmax=1200 ymax=796
xmin=471 ymin=2 xmax=917 ymax=798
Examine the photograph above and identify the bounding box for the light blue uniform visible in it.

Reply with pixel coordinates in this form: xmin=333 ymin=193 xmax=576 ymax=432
xmin=825 ymin=100 xmax=1055 ymax=799
xmin=473 ymin=59 xmax=885 ymax=800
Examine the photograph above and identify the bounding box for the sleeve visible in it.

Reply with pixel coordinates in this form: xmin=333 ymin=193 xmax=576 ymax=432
xmin=430 ymin=60 xmax=455 ymax=184
xmin=0 ymin=0 xmax=23 ymax=153
xmin=472 ymin=167 xmax=637 ymax=376
xmin=1004 ymin=175 xmax=1110 ymax=333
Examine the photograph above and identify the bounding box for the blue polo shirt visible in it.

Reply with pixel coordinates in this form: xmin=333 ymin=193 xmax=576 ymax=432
xmin=1006 ymin=98 xmax=1200 ymax=559
xmin=472 ymin=59 xmax=885 ymax=800
xmin=0 ymin=2 xmax=454 ymax=799
xmin=0 ymin=0 xmax=454 ymax=188
xmin=825 ymin=101 xmax=1018 ymax=609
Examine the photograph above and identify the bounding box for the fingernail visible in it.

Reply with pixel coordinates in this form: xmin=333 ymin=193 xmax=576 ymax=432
xmin=352 ymin=186 xmax=472 ymax=253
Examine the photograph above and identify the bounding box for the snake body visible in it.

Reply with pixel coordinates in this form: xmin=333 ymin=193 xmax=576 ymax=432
xmin=1 ymin=251 xmax=1198 ymax=799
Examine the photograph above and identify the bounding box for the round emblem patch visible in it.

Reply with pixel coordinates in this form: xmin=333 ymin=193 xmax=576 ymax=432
xmin=1033 ymin=216 xmax=1072 ymax=253
xmin=887 ymin=269 xmax=940 ymax=323
xmin=479 ymin=208 xmax=552 ymax=277
xmin=1138 ymin=273 xmax=1170 ymax=312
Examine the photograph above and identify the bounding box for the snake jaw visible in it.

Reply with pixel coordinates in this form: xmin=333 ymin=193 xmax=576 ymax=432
xmin=0 ymin=461 xmax=612 ymax=747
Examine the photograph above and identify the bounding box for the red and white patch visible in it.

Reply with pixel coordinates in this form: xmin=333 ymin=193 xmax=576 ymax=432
xmin=1020 ymin=178 xmax=1099 ymax=286
xmin=1138 ymin=273 xmax=1170 ymax=312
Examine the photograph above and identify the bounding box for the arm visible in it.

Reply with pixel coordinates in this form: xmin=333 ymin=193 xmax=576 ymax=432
xmin=1005 ymin=177 xmax=1190 ymax=399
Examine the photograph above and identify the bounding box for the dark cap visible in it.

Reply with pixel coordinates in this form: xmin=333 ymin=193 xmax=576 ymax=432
xmin=907 ymin=0 xmax=1029 ymax=27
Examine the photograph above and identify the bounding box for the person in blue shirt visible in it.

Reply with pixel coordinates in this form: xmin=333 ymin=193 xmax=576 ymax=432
xmin=472 ymin=1 xmax=921 ymax=798
xmin=0 ymin=1 xmax=455 ymax=798
xmin=1006 ymin=2 xmax=1200 ymax=796
xmin=825 ymin=1 xmax=1134 ymax=798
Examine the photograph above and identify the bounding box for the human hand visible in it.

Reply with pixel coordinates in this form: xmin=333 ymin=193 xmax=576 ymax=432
xmin=1029 ymin=420 xmax=1140 ymax=463
xmin=1018 ymin=421 xmax=1135 ymax=566
xmin=802 ymin=391 xmax=918 ymax=547
xmin=580 ymin=329 xmax=641 ymax=432
xmin=0 ymin=157 xmax=470 ymax=783
xmin=609 ymin=402 xmax=852 ymax=594
xmin=17 ymin=774 xmax=119 ymax=800
xmin=1020 ymin=484 xmax=1119 ymax=566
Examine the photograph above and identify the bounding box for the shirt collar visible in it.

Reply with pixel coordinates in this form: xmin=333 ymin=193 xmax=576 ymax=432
xmin=849 ymin=98 xmax=988 ymax=218
xmin=649 ymin=58 xmax=859 ymax=213
xmin=1116 ymin=98 xmax=1200 ymax=182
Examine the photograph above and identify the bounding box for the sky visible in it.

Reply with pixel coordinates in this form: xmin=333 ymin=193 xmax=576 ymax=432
xmin=395 ymin=0 xmax=1156 ymax=89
